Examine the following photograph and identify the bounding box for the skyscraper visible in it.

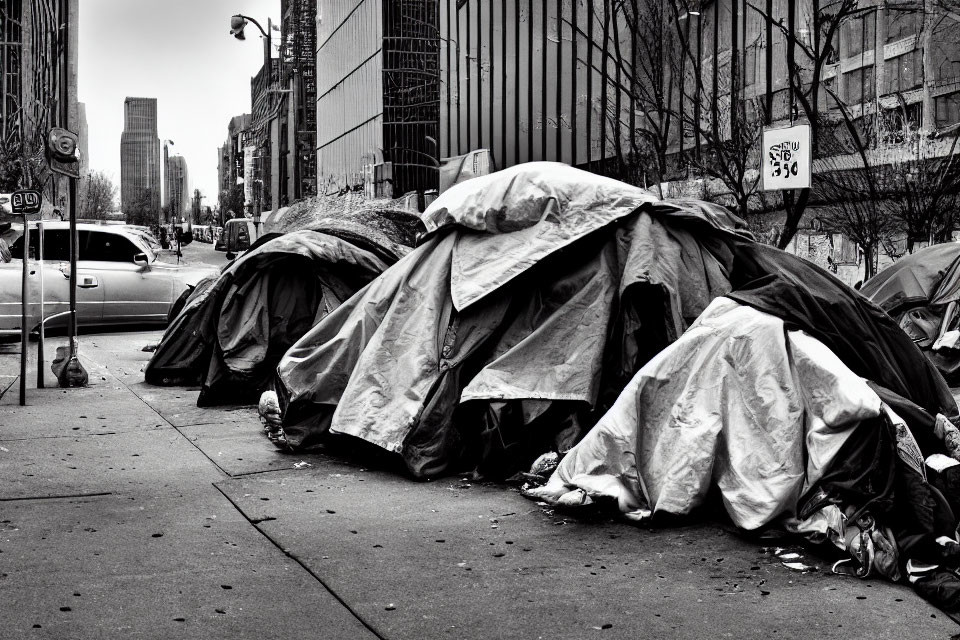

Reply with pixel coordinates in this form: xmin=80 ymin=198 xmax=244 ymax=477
xmin=120 ymin=97 xmax=161 ymax=222
xmin=165 ymin=155 xmax=189 ymax=221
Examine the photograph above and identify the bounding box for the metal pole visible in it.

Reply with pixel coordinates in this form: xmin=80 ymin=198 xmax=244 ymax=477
xmin=68 ymin=176 xmax=77 ymax=358
xmin=19 ymin=220 xmax=29 ymax=405
xmin=36 ymin=220 xmax=44 ymax=388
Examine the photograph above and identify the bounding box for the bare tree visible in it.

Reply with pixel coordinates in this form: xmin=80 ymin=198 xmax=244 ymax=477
xmin=879 ymin=125 xmax=960 ymax=251
xmin=746 ymin=0 xmax=874 ymax=249
xmin=805 ymin=77 xmax=897 ymax=280
xmin=79 ymin=170 xmax=117 ymax=220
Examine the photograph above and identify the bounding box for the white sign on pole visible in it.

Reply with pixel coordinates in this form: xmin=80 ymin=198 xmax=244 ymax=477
xmin=243 ymin=145 xmax=256 ymax=207
xmin=762 ymin=124 xmax=811 ymax=191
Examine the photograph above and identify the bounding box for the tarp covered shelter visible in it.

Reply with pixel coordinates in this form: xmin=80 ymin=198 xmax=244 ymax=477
xmin=861 ymin=243 xmax=960 ymax=382
xmin=265 ymin=162 xmax=960 ymax=614
xmin=146 ymin=208 xmax=422 ymax=405
xmin=271 ymin=163 xmax=955 ymax=472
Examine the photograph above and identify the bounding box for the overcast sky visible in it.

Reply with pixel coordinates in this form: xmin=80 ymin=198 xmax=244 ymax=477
xmin=78 ymin=0 xmax=281 ymax=209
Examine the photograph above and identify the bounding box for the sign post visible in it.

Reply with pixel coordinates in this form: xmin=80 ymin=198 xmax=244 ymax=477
xmin=13 ymin=189 xmax=41 ymax=405
xmin=47 ymin=127 xmax=87 ymax=388
xmin=761 ymin=124 xmax=812 ymax=191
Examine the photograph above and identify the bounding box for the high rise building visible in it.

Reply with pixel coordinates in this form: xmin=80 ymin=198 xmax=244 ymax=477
xmin=251 ymin=62 xmax=279 ymax=214
xmin=315 ymin=0 xmax=440 ymax=196
xmin=165 ymin=155 xmax=189 ymax=221
xmin=120 ymin=97 xmax=161 ymax=222
xmin=77 ymin=101 xmax=89 ymax=179
xmin=218 ymin=114 xmax=252 ymax=222
xmin=282 ymin=0 xmax=317 ymax=199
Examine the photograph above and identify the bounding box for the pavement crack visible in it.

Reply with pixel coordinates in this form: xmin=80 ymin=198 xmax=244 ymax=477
xmin=212 ymin=483 xmax=390 ymax=640
xmin=99 ymin=369 xmax=237 ymax=480
xmin=0 ymin=491 xmax=112 ymax=502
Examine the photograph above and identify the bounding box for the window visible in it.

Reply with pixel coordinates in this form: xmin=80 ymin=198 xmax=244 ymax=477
xmin=931 ymin=20 xmax=960 ymax=84
xmin=886 ymin=9 xmax=919 ymax=44
xmin=884 ymin=49 xmax=922 ymax=95
xmin=845 ymin=66 xmax=875 ymax=105
xmin=82 ymin=231 xmax=139 ymax=262
xmin=843 ymin=11 xmax=876 ymax=58
xmin=936 ymin=92 xmax=960 ymax=129
xmin=10 ymin=229 xmax=70 ymax=261
xmin=236 ymin=223 xmax=250 ymax=249
xmin=744 ymin=44 xmax=758 ymax=87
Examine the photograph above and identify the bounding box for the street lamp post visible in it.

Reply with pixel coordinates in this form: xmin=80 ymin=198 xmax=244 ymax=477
xmin=230 ymin=14 xmax=292 ymax=237
xmin=230 ymin=14 xmax=272 ymax=235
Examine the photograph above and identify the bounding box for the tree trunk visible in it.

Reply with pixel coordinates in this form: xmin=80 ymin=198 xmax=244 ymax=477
xmin=863 ymin=244 xmax=875 ymax=281
xmin=776 ymin=189 xmax=809 ymax=249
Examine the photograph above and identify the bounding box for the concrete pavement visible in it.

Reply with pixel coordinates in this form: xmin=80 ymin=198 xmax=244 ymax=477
xmin=1 ymin=330 xmax=959 ymax=639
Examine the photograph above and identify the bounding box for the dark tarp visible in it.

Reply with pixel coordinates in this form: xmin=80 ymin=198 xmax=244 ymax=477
xmin=145 ymin=230 xmax=394 ymax=405
xmin=860 ymin=243 xmax=960 ymax=383
xmin=860 ymin=243 xmax=960 ymax=315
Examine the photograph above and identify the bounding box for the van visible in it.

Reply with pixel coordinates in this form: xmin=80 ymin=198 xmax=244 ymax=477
xmin=216 ymin=218 xmax=258 ymax=259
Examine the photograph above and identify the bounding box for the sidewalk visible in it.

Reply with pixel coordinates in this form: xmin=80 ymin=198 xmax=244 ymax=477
xmin=1 ymin=331 xmax=957 ymax=639
xmin=0 ymin=332 xmax=375 ymax=639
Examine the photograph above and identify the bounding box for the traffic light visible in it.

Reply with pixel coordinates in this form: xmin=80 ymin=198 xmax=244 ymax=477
xmin=230 ymin=15 xmax=247 ymax=40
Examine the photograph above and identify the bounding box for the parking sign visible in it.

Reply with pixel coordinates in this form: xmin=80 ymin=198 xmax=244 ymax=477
xmin=11 ymin=189 xmax=42 ymax=215
xmin=762 ymin=124 xmax=811 ymax=191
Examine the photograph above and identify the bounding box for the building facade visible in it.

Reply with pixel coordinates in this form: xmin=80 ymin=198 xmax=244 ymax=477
xmin=165 ymin=154 xmax=189 ymax=221
xmin=0 ymin=0 xmax=81 ymax=213
xmin=315 ymin=0 xmax=440 ymax=197
xmin=251 ymin=62 xmax=280 ymax=214
xmin=120 ymin=97 xmax=161 ymax=218
xmin=282 ymin=0 xmax=318 ymax=200
xmin=218 ymin=113 xmax=252 ymax=220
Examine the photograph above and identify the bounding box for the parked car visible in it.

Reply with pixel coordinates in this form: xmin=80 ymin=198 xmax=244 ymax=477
xmin=0 ymin=222 xmax=218 ymax=336
xmin=215 ymin=218 xmax=259 ymax=259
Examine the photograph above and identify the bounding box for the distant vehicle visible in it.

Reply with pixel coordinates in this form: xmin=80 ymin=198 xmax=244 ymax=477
xmin=215 ymin=218 xmax=258 ymax=259
xmin=0 ymin=222 xmax=218 ymax=336
xmin=193 ymin=225 xmax=212 ymax=243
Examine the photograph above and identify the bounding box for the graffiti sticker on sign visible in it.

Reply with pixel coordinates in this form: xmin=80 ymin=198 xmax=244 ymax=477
xmin=762 ymin=124 xmax=811 ymax=191
xmin=11 ymin=189 xmax=42 ymax=215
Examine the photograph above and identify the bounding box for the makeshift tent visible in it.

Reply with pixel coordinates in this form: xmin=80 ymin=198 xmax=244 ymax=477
xmin=265 ymin=162 xmax=960 ymax=615
xmin=861 ymin=243 xmax=960 ymax=382
xmin=146 ymin=208 xmax=422 ymax=406
xmin=271 ymin=163 xmax=954 ymax=471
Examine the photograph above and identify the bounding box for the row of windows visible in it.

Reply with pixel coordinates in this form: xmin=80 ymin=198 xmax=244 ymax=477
xmin=11 ymin=231 xmax=141 ymax=263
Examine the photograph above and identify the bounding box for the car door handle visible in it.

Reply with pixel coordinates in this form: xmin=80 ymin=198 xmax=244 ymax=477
xmin=78 ymin=275 xmax=99 ymax=288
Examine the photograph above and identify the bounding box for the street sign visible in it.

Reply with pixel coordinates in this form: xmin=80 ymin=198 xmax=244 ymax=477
xmin=762 ymin=124 xmax=811 ymax=191
xmin=11 ymin=189 xmax=42 ymax=215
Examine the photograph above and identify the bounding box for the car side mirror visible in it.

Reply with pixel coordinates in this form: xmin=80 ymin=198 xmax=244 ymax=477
xmin=133 ymin=253 xmax=149 ymax=268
